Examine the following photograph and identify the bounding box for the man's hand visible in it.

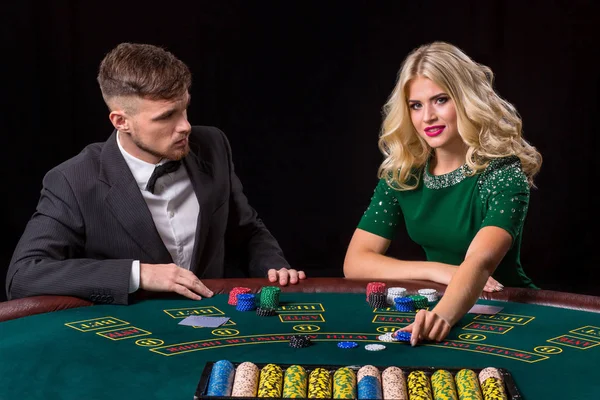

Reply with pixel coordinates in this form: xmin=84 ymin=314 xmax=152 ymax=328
xmin=140 ymin=263 xmax=213 ymax=300
xmin=267 ymin=268 xmax=307 ymax=286
xmin=483 ymin=276 xmax=504 ymax=292
xmin=397 ymin=309 xmax=451 ymax=346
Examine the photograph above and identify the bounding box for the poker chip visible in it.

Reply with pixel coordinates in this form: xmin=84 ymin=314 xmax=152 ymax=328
xmin=289 ymin=335 xmax=311 ymax=348
xmin=377 ymin=333 xmax=397 ymax=342
xmin=206 ymin=359 xmax=235 ymax=396
xmin=231 ymin=361 xmax=259 ymax=397
xmin=337 ymin=341 xmax=359 ymax=349
xmin=392 ymin=331 xmax=412 ymax=342
xmin=386 ymin=287 xmax=407 ymax=305
xmin=256 ymin=307 xmax=276 ymax=317
xmin=283 ymin=365 xmax=308 ymax=398
xmin=258 ymin=364 xmax=284 ymax=398
xmin=368 ymin=292 xmax=387 ymax=309
xmin=228 ymin=287 xmax=252 ymax=305
xmin=333 ymin=367 xmax=357 ymax=399
xmin=408 ymin=294 xmax=429 ymax=309
xmin=407 ymin=370 xmax=433 ymax=399
xmin=418 ymin=288 xmax=439 ymax=303
xmin=394 ymin=297 xmax=415 ymax=312
xmin=382 ymin=367 xmax=407 ymax=400
xmin=308 ymin=367 xmax=333 ymax=398
xmin=364 ymin=344 xmax=386 ymax=351
xmin=236 ymin=293 xmax=257 ymax=311
xmin=366 ymin=282 xmax=386 ymax=301
xmin=259 ymin=286 xmax=281 ymax=309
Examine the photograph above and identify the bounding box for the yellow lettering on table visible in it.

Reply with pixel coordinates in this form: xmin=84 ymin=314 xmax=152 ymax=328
xmin=534 ymin=346 xmax=562 ymax=354
xmin=473 ymin=313 xmax=534 ymax=325
xmin=293 ymin=324 xmax=321 ymax=332
xmin=570 ymin=326 xmax=600 ymax=339
xmin=65 ymin=317 xmax=129 ymax=332
xmin=277 ymin=303 xmax=325 ymax=313
xmin=212 ymin=329 xmax=240 ymax=337
xmin=458 ymin=333 xmax=487 ymax=342
xmin=163 ymin=306 xmax=224 ymax=318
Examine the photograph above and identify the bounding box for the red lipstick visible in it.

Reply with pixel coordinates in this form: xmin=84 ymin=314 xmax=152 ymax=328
xmin=424 ymin=125 xmax=445 ymax=137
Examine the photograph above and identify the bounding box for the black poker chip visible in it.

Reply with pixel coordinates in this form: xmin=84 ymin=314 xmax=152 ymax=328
xmin=289 ymin=334 xmax=311 ymax=348
xmin=256 ymin=307 xmax=276 ymax=317
xmin=368 ymin=292 xmax=387 ymax=309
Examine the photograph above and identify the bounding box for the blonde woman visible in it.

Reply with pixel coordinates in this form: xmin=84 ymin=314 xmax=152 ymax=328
xmin=344 ymin=41 xmax=542 ymax=345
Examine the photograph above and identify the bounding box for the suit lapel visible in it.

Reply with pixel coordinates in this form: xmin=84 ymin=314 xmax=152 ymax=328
xmin=183 ymin=151 xmax=215 ymax=273
xmin=99 ymin=131 xmax=173 ymax=262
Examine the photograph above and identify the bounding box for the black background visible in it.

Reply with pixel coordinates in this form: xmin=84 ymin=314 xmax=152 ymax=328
xmin=2 ymin=1 xmax=598 ymax=302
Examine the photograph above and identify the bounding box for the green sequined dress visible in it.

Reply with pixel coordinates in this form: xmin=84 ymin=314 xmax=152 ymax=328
xmin=357 ymin=156 xmax=537 ymax=288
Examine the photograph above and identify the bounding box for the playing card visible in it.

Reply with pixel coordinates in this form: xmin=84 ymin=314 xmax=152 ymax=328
xmin=468 ymin=304 xmax=504 ymax=315
xmin=178 ymin=316 xmax=230 ymax=327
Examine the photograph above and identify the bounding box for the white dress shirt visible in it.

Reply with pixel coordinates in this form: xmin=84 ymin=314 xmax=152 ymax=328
xmin=116 ymin=132 xmax=200 ymax=293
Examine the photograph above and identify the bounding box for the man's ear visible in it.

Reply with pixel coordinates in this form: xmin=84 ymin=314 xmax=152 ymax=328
xmin=109 ymin=110 xmax=129 ymax=132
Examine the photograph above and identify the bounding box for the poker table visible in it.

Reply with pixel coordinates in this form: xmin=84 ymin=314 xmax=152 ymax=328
xmin=1 ymin=277 xmax=600 ymax=400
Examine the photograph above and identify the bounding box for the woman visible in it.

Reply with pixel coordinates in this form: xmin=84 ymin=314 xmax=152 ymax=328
xmin=344 ymin=41 xmax=542 ymax=345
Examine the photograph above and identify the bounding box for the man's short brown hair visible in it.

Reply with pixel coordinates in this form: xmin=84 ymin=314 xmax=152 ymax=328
xmin=97 ymin=43 xmax=191 ymax=106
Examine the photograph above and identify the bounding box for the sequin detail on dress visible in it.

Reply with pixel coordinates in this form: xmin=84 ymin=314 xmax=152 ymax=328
xmin=423 ymin=158 xmax=472 ymax=189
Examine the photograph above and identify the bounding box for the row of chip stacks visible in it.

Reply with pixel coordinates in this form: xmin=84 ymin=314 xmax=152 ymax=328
xmin=366 ymin=281 xmax=440 ymax=311
xmin=202 ymin=360 xmax=508 ymax=399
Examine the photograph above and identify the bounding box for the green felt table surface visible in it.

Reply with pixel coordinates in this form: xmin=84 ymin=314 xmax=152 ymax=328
xmin=1 ymin=292 xmax=599 ymax=400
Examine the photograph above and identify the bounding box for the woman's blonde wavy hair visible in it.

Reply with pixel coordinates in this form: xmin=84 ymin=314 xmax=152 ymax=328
xmin=378 ymin=41 xmax=542 ymax=190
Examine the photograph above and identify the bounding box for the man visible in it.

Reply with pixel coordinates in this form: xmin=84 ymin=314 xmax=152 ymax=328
xmin=6 ymin=42 xmax=305 ymax=305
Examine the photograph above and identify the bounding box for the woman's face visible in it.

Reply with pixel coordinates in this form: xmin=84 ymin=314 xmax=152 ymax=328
xmin=407 ymin=77 xmax=463 ymax=152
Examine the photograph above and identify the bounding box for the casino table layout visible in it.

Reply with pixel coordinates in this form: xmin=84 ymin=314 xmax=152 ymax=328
xmin=1 ymin=277 xmax=600 ymax=400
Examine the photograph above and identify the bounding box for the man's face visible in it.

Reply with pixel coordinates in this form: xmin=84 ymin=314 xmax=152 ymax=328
xmin=118 ymin=92 xmax=192 ymax=163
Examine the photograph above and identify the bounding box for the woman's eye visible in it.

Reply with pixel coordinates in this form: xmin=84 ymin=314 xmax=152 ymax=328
xmin=410 ymin=103 xmax=422 ymax=110
xmin=436 ymin=97 xmax=448 ymax=104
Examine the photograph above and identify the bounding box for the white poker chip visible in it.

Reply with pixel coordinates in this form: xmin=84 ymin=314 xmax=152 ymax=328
xmin=418 ymin=288 xmax=437 ymax=295
xmin=378 ymin=333 xmax=398 ymax=342
xmin=377 ymin=334 xmax=393 ymax=342
xmin=365 ymin=344 xmax=386 ymax=351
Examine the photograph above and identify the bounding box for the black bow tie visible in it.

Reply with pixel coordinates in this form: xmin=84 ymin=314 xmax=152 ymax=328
xmin=145 ymin=160 xmax=181 ymax=194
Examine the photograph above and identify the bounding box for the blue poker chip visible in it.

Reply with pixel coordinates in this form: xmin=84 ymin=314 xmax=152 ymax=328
xmin=337 ymin=341 xmax=359 ymax=349
xmin=393 ymin=331 xmax=412 ymax=342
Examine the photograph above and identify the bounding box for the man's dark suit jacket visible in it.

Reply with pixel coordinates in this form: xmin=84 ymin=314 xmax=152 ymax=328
xmin=6 ymin=126 xmax=289 ymax=304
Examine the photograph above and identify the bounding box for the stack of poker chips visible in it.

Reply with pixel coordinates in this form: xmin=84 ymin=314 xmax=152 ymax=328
xmin=366 ymin=282 xmax=386 ymax=302
xmin=258 ymin=364 xmax=284 ymax=398
xmin=236 ymin=293 xmax=257 ymax=311
xmin=386 ymin=287 xmax=407 ymax=305
xmin=418 ymin=288 xmax=440 ymax=303
xmin=206 ymin=360 xmax=235 ymax=397
xmin=479 ymin=367 xmax=508 ymax=400
xmin=377 ymin=330 xmax=411 ymax=343
xmin=308 ymin=367 xmax=333 ymax=398
xmin=368 ymin=292 xmax=387 ymax=309
xmin=333 ymin=367 xmax=357 ymax=399
xmin=407 ymin=370 xmax=433 ymax=399
xmin=357 ymin=366 xmax=382 ymax=399
xmin=288 ymin=334 xmax=311 ymax=348
xmin=382 ymin=367 xmax=407 ymax=400
xmin=283 ymin=365 xmax=308 ymax=398
xmin=228 ymin=286 xmax=251 ymax=305
xmin=455 ymin=368 xmax=484 ymax=399
xmin=256 ymin=307 xmax=276 ymax=317
xmin=259 ymin=286 xmax=281 ymax=308
xmin=431 ymin=369 xmax=459 ymax=399
xmin=394 ymin=297 xmax=415 ymax=312
xmin=408 ymin=294 xmax=429 ymax=309
xmin=231 ymin=361 xmax=259 ymax=397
